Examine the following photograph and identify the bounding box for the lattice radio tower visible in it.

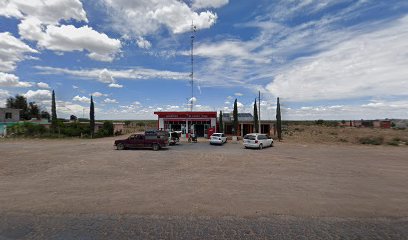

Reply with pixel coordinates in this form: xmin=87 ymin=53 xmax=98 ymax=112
xmin=190 ymin=21 xmax=196 ymax=111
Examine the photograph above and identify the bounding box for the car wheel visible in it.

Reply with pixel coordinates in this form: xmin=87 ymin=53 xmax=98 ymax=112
xmin=259 ymin=144 xmax=263 ymax=150
xmin=270 ymin=141 xmax=274 ymax=147
xmin=152 ymin=144 xmax=159 ymax=151
xmin=117 ymin=143 xmax=125 ymax=150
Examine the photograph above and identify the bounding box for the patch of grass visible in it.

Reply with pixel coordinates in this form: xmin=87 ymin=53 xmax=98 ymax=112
xmin=358 ymin=136 xmax=384 ymax=145
xmin=387 ymin=141 xmax=400 ymax=146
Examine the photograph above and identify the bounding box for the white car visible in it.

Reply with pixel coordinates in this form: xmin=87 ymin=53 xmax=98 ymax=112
xmin=243 ymin=133 xmax=273 ymax=149
xmin=210 ymin=133 xmax=227 ymax=145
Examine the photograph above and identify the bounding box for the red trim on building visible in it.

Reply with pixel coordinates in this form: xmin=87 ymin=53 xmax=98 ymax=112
xmin=154 ymin=111 xmax=217 ymax=118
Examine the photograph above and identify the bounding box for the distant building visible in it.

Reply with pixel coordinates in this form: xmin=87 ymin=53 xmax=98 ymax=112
xmin=373 ymin=120 xmax=391 ymax=129
xmin=338 ymin=119 xmax=392 ymax=128
xmin=0 ymin=108 xmax=20 ymax=136
xmin=0 ymin=108 xmax=20 ymax=122
xmin=392 ymin=119 xmax=408 ymax=129
xmin=154 ymin=111 xmax=275 ymax=138
xmin=154 ymin=111 xmax=217 ymax=138
xmin=221 ymin=113 xmax=274 ymax=137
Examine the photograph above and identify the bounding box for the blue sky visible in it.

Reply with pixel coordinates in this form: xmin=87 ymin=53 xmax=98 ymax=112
xmin=1 ymin=0 xmax=408 ymax=120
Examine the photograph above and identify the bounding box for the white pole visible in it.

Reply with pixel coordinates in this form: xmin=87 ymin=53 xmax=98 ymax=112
xmin=258 ymin=91 xmax=261 ymax=133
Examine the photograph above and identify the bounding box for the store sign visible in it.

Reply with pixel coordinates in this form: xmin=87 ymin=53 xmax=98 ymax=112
xmin=162 ymin=114 xmax=212 ymax=118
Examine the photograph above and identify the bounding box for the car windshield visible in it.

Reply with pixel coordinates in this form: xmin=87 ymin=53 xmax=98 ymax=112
xmin=244 ymin=135 xmax=256 ymax=140
xmin=212 ymin=134 xmax=221 ymax=137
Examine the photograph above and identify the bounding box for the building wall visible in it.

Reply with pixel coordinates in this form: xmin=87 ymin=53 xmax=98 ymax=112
xmin=0 ymin=108 xmax=20 ymax=122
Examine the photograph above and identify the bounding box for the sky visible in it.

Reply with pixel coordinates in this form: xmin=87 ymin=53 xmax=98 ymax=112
xmin=1 ymin=0 xmax=408 ymax=120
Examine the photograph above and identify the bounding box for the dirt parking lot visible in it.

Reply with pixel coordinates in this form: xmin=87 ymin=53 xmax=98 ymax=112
xmin=1 ymin=137 xmax=407 ymax=238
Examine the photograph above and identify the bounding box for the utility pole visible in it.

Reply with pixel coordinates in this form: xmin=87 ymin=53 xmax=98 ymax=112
xmin=258 ymin=91 xmax=261 ymax=133
xmin=190 ymin=21 xmax=196 ymax=112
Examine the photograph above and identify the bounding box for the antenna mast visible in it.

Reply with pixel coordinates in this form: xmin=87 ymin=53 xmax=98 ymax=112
xmin=190 ymin=21 xmax=196 ymax=111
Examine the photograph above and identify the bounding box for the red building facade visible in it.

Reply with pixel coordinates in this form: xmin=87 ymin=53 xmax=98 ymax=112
xmin=154 ymin=111 xmax=217 ymax=138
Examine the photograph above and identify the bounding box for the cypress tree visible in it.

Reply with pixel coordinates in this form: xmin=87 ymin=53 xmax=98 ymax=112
xmin=51 ymin=90 xmax=57 ymax=129
xmin=233 ymin=99 xmax=238 ymax=136
xmin=90 ymin=95 xmax=95 ymax=138
xmin=219 ymin=110 xmax=223 ymax=133
xmin=276 ymin=97 xmax=282 ymax=141
xmin=253 ymin=99 xmax=259 ymax=133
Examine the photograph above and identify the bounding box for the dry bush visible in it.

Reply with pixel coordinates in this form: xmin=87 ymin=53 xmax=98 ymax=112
xmin=282 ymin=124 xmax=408 ymax=146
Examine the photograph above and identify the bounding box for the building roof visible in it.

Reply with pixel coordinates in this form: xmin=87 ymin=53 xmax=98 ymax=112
xmin=221 ymin=113 xmax=254 ymax=122
xmin=222 ymin=113 xmax=253 ymax=118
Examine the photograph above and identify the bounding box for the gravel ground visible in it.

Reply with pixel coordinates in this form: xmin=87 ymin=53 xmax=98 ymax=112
xmin=1 ymin=137 xmax=407 ymax=239
xmin=1 ymin=213 xmax=407 ymax=240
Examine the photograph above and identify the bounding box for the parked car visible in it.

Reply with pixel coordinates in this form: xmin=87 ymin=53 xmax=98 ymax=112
xmin=114 ymin=130 xmax=169 ymax=151
xmin=243 ymin=133 xmax=273 ymax=149
xmin=169 ymin=131 xmax=180 ymax=145
xmin=210 ymin=133 xmax=227 ymax=145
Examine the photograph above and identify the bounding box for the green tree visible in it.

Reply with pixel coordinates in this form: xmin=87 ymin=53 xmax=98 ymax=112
xmin=276 ymin=97 xmax=282 ymax=141
xmin=40 ymin=110 xmax=50 ymax=120
xmin=233 ymin=99 xmax=239 ymax=136
xmin=102 ymin=121 xmax=114 ymax=136
xmin=6 ymin=95 xmax=45 ymax=120
xmin=219 ymin=111 xmax=223 ymax=133
xmin=253 ymin=99 xmax=259 ymax=133
xmin=90 ymin=95 xmax=95 ymax=138
xmin=51 ymin=90 xmax=58 ymax=129
xmin=6 ymin=95 xmax=30 ymax=120
xmin=28 ymin=102 xmax=40 ymax=119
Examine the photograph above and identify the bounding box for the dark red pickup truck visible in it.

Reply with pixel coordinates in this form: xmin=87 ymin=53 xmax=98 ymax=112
xmin=114 ymin=130 xmax=169 ymax=151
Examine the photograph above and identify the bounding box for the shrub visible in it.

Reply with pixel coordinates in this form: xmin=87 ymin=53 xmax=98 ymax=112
xmin=315 ymin=119 xmax=324 ymax=125
xmin=358 ymin=136 xmax=384 ymax=145
xmin=8 ymin=122 xmax=47 ymax=136
xmin=95 ymin=121 xmax=114 ymax=138
xmin=387 ymin=141 xmax=399 ymax=146
xmin=61 ymin=123 xmax=90 ymax=137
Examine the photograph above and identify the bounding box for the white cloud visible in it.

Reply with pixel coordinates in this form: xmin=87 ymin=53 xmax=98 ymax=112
xmin=283 ymin=100 xmax=408 ymax=120
xmin=0 ymin=89 xmax=10 ymax=107
xmin=98 ymin=69 xmax=115 ymax=83
xmin=0 ymin=0 xmax=88 ymax=24
xmin=73 ymin=95 xmax=90 ymax=103
xmin=136 ymin=37 xmax=152 ymax=49
xmin=3 ymin=1 xmax=120 ymax=63
xmin=72 ymin=85 xmax=79 ymax=89
xmin=35 ymin=66 xmax=188 ymax=82
xmin=234 ymin=92 xmax=243 ymax=96
xmin=266 ymin=16 xmax=408 ymax=102
xmin=237 ymin=102 xmax=244 ymax=108
xmin=24 ymin=89 xmax=51 ymax=101
xmin=108 ymin=83 xmax=123 ymax=88
xmin=20 ymin=23 xmax=122 ymax=62
xmin=192 ymin=0 xmax=229 ymax=9
xmin=0 ymin=72 xmax=32 ymax=87
xmin=104 ymin=98 xmax=118 ymax=104
xmin=0 ymin=32 xmax=38 ymax=72
xmin=92 ymin=92 xmax=107 ymax=97
xmin=189 ymin=97 xmax=197 ymax=105
xmin=37 ymin=82 xmax=50 ymax=89
xmin=100 ymin=0 xmax=218 ymax=37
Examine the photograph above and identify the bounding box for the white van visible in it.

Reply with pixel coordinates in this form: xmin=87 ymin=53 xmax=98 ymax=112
xmin=243 ymin=133 xmax=273 ymax=149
